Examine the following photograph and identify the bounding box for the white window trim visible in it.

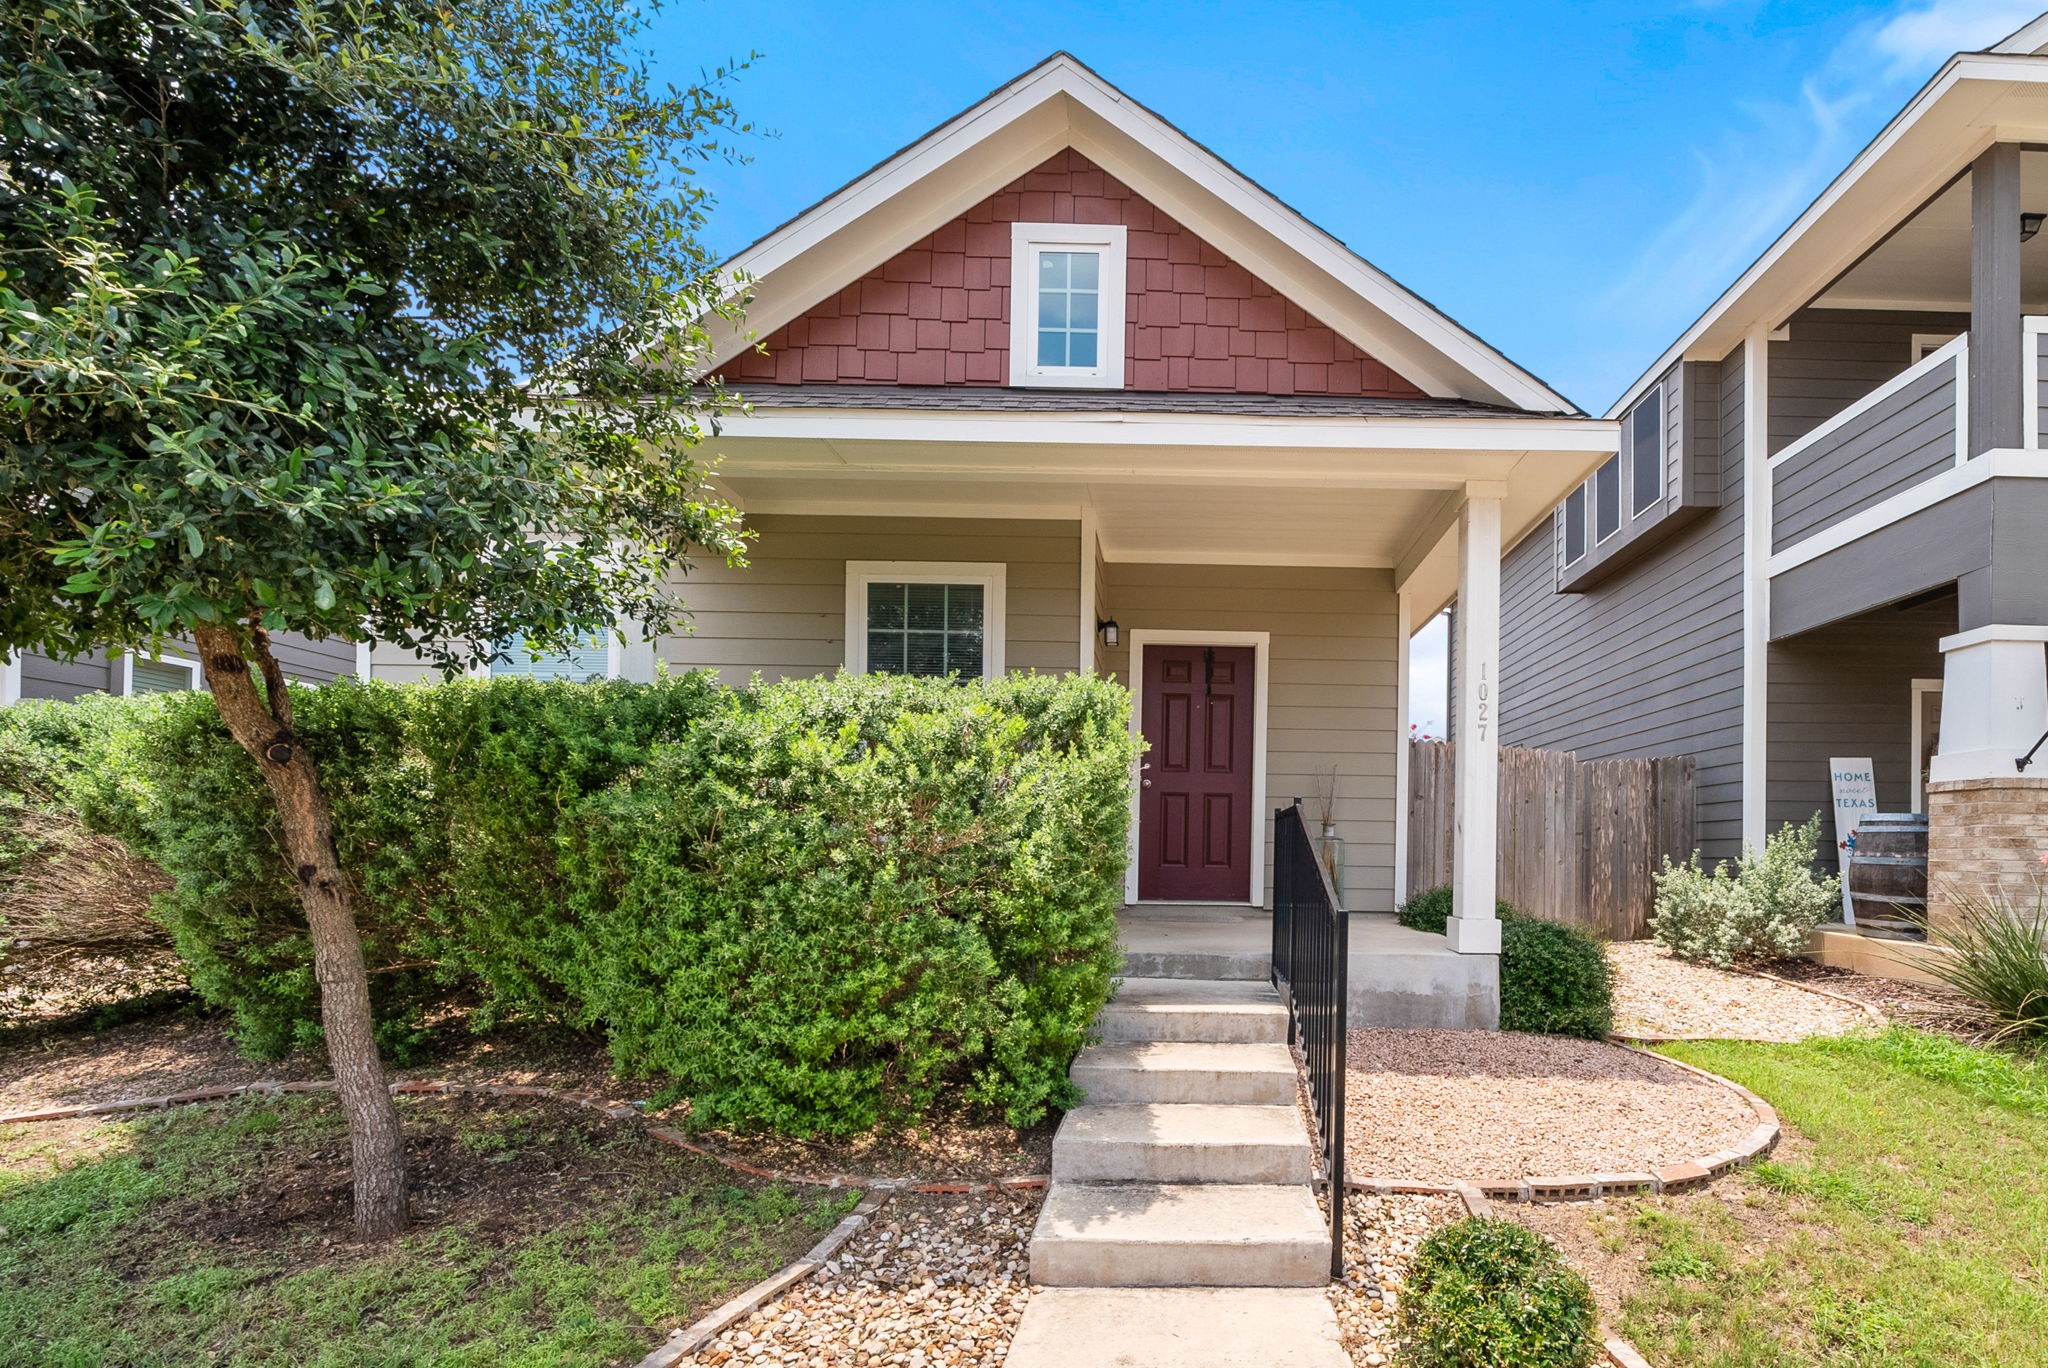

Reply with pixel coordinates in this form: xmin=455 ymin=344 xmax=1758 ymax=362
xmin=1123 ymin=629 xmax=1271 ymax=909
xmin=1627 ymin=383 xmax=1665 ymax=518
xmin=1910 ymin=677 xmax=1944 ymax=811
xmin=1911 ymin=332 xmax=1959 ymax=364
xmin=1008 ymin=222 xmax=1127 ymax=389
xmin=118 ymin=651 xmax=203 ymax=695
xmin=844 ymin=561 xmax=1007 ymax=679
xmin=1592 ymin=455 xmax=1623 ymax=546
xmin=1559 ymin=486 xmax=1588 ymax=571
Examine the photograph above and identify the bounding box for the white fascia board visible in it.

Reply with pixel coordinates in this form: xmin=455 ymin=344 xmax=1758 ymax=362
xmin=708 ymin=54 xmax=1577 ymax=414
xmin=1612 ymin=54 xmax=2048 ymax=418
xmin=715 ymin=406 xmax=1615 ymax=454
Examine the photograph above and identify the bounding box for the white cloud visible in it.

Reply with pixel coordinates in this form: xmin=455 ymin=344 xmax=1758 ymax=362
xmin=1599 ymin=0 xmax=2040 ymax=391
xmin=1868 ymin=1 xmax=2041 ymax=75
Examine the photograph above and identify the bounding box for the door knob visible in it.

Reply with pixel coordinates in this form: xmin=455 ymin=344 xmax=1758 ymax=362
xmin=1141 ymin=779 xmax=1152 ymax=787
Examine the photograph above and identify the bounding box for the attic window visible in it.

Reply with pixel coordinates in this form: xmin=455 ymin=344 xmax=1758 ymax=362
xmin=1009 ymin=223 xmax=1126 ymax=388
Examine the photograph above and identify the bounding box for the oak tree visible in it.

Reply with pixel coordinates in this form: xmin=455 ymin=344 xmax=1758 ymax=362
xmin=1 ymin=0 xmax=750 ymax=1237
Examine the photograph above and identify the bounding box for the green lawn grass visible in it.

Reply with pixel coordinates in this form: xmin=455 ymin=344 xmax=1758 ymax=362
xmin=0 ymin=1094 xmax=858 ymax=1367
xmin=1600 ymin=1029 xmax=2048 ymax=1367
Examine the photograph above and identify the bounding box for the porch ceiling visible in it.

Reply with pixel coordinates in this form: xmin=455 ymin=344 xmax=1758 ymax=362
xmin=700 ymin=403 xmax=1614 ymax=573
xmin=1816 ymin=150 xmax=2048 ymax=312
xmin=713 ymin=471 xmax=1449 ymax=567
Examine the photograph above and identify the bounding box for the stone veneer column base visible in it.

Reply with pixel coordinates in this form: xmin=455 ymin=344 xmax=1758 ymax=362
xmin=1926 ymin=777 xmax=2048 ymax=932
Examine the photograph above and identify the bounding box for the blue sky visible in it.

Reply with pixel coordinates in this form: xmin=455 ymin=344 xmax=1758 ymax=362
xmin=651 ymin=0 xmax=2042 ymax=725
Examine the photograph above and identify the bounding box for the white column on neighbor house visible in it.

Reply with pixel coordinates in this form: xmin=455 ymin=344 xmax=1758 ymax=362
xmin=1930 ymin=626 xmax=2048 ymax=781
xmin=0 ymin=651 xmax=20 ymax=706
xmin=1448 ymin=486 xmax=1503 ymax=956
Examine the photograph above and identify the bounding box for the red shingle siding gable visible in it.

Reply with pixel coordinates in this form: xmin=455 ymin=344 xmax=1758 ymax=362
xmin=718 ymin=150 xmax=1424 ymax=396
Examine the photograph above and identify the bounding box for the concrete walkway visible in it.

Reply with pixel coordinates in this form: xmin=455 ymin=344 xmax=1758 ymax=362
xmin=1004 ymin=936 xmax=1349 ymax=1368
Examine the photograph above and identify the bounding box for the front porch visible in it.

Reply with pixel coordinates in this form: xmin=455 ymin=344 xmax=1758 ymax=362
xmin=1119 ymin=906 xmax=1500 ymax=1030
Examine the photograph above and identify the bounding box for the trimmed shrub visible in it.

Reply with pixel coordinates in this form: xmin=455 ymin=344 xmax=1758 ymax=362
xmin=1652 ymin=815 xmax=1838 ymax=968
xmin=1397 ymin=1217 xmax=1599 ymax=1368
xmin=1397 ymin=885 xmax=1514 ymax=936
xmin=1499 ymin=916 xmax=1611 ymax=1038
xmin=1397 ymin=887 xmax=1613 ymax=1040
xmin=29 ymin=670 xmax=1136 ymax=1135
xmin=556 ymin=671 xmax=1138 ymax=1135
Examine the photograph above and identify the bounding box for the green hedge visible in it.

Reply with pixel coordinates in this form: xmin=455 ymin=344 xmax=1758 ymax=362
xmin=1397 ymin=887 xmax=1614 ymax=1039
xmin=2 ymin=671 xmax=1138 ymax=1135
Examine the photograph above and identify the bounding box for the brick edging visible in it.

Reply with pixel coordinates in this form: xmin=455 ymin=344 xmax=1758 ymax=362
xmin=1345 ymin=1045 xmax=1779 ymax=1205
xmin=0 ymin=1078 xmax=1053 ymax=1196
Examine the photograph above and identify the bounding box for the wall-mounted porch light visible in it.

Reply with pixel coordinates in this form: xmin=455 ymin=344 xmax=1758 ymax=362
xmin=2023 ymin=212 xmax=2045 ymax=243
xmin=1097 ymin=619 xmax=1120 ymax=648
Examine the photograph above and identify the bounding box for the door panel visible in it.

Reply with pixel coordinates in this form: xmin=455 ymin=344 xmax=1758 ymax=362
xmin=1139 ymin=643 xmax=1255 ymax=901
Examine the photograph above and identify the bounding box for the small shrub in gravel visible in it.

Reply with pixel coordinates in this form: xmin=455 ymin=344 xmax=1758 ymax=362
xmin=1652 ymin=814 xmax=1839 ymax=968
xmin=1397 ymin=889 xmax=1613 ymax=1040
xmin=1396 ymin=1217 xmax=1598 ymax=1368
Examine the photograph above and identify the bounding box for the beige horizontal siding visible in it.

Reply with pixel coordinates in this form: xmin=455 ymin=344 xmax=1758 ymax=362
xmin=1098 ymin=561 xmax=1399 ymax=912
xmin=660 ymin=515 xmax=1082 ymax=684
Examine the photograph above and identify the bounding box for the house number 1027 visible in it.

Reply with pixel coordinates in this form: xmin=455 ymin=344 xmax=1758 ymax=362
xmin=1474 ymin=663 xmax=1489 ymax=743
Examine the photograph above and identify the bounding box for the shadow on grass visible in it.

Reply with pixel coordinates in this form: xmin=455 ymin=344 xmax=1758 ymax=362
xmin=0 ymin=1089 xmax=856 ymax=1368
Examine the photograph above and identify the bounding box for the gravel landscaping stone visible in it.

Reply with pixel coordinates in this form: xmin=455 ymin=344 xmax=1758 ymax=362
xmin=1609 ymin=941 xmax=1870 ymax=1042
xmin=1325 ymin=1190 xmax=1463 ymax=1366
xmin=1346 ymin=1028 xmax=1758 ymax=1185
xmin=678 ymin=1191 xmax=1039 ymax=1366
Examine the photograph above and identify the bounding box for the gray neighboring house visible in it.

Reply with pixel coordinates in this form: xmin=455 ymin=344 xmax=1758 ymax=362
xmin=1 ymin=635 xmax=362 ymax=704
xmin=1495 ymin=18 xmax=2048 ymax=944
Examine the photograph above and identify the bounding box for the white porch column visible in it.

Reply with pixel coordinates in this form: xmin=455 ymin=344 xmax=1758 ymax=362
xmin=0 ymin=651 xmax=20 ymax=706
xmin=1930 ymin=626 xmax=2048 ymax=781
xmin=1448 ymin=488 xmax=1503 ymax=955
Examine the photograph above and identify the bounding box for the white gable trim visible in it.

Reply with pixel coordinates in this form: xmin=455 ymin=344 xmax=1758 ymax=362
xmin=712 ymin=54 xmax=1576 ymax=415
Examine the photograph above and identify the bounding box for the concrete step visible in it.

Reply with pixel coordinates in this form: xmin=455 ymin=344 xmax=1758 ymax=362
xmin=1003 ymin=1287 xmax=1350 ymax=1368
xmin=1070 ymin=1041 xmax=1298 ymax=1106
xmin=1097 ymin=978 xmax=1288 ymax=1045
xmin=1053 ymin=1104 xmax=1311 ymax=1184
xmin=1029 ymin=1182 xmax=1331 ymax=1287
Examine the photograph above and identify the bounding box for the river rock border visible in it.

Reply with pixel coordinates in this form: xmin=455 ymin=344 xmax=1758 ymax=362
xmin=0 ymin=1077 xmax=1053 ymax=1196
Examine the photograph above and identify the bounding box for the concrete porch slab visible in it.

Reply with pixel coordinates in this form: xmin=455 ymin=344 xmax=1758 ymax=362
xmin=1117 ymin=908 xmax=1500 ymax=1030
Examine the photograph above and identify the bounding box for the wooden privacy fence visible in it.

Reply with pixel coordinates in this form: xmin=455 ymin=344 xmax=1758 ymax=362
xmin=1407 ymin=741 xmax=1696 ymax=940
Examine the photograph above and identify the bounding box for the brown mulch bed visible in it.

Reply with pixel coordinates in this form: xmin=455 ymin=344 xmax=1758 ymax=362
xmin=0 ymin=1008 xmax=1054 ymax=1183
xmin=1346 ymin=1028 xmax=1758 ymax=1185
xmin=1764 ymin=957 xmax=1994 ymax=1042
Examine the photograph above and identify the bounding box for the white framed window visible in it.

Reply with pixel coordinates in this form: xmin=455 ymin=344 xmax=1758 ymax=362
xmin=1592 ymin=455 xmax=1622 ymax=544
xmin=1912 ymin=333 xmax=1959 ymax=364
xmin=120 ymin=652 xmax=202 ymax=694
xmin=1627 ymin=385 xmax=1664 ymax=518
xmin=488 ymin=631 xmax=620 ymax=682
xmin=1008 ymin=223 xmax=1127 ymax=389
xmin=845 ymin=562 xmax=1006 ymax=679
xmin=1561 ymin=485 xmax=1588 ymax=567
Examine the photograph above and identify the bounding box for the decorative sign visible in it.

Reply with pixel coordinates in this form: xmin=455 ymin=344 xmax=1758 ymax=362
xmin=1828 ymin=758 xmax=1878 ymax=927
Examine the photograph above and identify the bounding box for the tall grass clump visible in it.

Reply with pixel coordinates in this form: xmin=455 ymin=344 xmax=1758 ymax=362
xmin=1922 ymin=887 xmax=2048 ymax=1043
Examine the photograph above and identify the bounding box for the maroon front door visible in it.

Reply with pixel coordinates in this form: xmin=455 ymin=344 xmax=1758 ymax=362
xmin=1139 ymin=644 xmax=1255 ymax=901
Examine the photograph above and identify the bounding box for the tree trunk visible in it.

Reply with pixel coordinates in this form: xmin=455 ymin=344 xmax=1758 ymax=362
xmin=194 ymin=623 xmax=408 ymax=1240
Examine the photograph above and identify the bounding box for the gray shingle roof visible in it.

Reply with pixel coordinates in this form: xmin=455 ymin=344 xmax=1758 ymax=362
xmin=718 ymin=385 xmax=1535 ymax=419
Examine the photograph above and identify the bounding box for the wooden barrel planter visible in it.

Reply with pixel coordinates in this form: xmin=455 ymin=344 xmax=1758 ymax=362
xmin=1847 ymin=813 xmax=1929 ymax=941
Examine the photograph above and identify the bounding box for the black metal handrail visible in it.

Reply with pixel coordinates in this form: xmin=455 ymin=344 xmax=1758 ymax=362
xmin=1271 ymin=801 xmax=1347 ymax=1279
